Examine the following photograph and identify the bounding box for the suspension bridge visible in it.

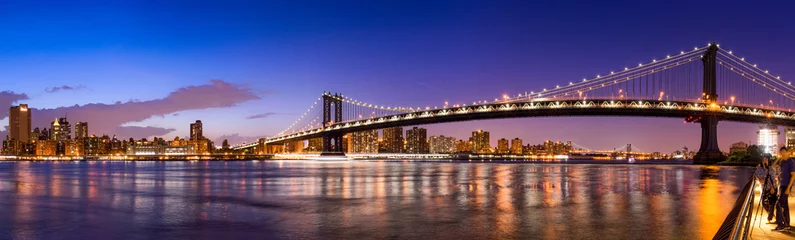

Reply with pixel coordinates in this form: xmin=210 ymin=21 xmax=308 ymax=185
xmin=235 ymin=42 xmax=795 ymax=164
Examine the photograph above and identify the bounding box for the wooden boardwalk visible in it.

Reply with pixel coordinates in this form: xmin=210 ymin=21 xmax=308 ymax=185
xmin=747 ymin=190 xmax=795 ymax=240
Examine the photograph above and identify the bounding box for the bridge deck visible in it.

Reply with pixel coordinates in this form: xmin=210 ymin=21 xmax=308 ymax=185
xmin=748 ymin=190 xmax=795 ymax=239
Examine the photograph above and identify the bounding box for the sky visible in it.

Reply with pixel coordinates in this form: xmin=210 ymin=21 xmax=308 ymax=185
xmin=1 ymin=1 xmax=795 ymax=152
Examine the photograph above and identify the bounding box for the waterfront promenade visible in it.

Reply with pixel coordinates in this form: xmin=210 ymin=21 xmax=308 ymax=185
xmin=749 ymin=189 xmax=795 ymax=239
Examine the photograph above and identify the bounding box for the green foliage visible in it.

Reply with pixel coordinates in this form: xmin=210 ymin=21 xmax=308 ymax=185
xmin=724 ymin=145 xmax=763 ymax=164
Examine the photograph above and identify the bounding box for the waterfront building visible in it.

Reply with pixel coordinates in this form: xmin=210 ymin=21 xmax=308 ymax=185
xmin=497 ymin=138 xmax=509 ymax=154
xmin=51 ymin=117 xmax=71 ymax=141
xmin=307 ymin=138 xmax=323 ymax=152
xmin=510 ymin=138 xmax=523 ymax=155
xmin=757 ymin=124 xmax=779 ymax=155
xmin=190 ymin=120 xmax=203 ymax=140
xmin=65 ymin=139 xmax=85 ymax=156
xmin=381 ymin=127 xmax=404 ymax=153
xmin=729 ymin=142 xmax=748 ymax=154
xmin=347 ymin=130 xmax=379 ymax=153
xmin=36 ymin=140 xmax=57 ymax=156
xmin=455 ymin=140 xmax=472 ymax=153
xmin=787 ymin=127 xmax=795 ymax=150
xmin=471 ymin=130 xmax=490 ymax=154
xmin=429 ymin=135 xmax=455 ymax=154
xmin=9 ymin=104 xmax=31 ymax=143
xmin=126 ymin=145 xmax=195 ymax=155
xmin=75 ymin=122 xmax=88 ymax=139
xmin=406 ymin=127 xmax=428 ymax=154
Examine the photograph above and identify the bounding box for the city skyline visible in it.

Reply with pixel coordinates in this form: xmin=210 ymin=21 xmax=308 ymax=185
xmin=2 ymin=1 xmax=795 ymax=152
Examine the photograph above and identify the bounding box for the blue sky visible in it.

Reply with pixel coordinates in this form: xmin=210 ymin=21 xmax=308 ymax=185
xmin=1 ymin=1 xmax=794 ymax=151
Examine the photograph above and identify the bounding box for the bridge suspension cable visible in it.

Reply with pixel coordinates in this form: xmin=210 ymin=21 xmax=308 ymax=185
xmin=497 ymin=45 xmax=710 ymax=103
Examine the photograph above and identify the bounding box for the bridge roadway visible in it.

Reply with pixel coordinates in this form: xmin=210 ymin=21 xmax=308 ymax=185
xmin=263 ymin=99 xmax=795 ymax=145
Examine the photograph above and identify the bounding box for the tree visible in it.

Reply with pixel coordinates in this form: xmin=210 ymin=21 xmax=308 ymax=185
xmin=745 ymin=145 xmax=763 ymax=163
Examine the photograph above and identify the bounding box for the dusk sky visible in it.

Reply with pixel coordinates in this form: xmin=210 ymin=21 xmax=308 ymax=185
xmin=2 ymin=1 xmax=795 ymax=152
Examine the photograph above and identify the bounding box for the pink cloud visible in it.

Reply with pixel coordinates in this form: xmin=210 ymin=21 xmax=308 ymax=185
xmin=29 ymin=80 xmax=261 ymax=139
xmin=0 ymin=91 xmax=29 ymax=118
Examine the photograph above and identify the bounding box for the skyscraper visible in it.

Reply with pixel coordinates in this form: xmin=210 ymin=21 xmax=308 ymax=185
xmin=471 ymin=130 xmax=490 ymax=154
xmin=75 ymin=122 xmax=88 ymax=139
xmin=497 ymin=138 xmax=509 ymax=154
xmin=9 ymin=104 xmax=31 ymax=142
xmin=190 ymin=120 xmax=203 ymax=140
xmin=405 ymin=127 xmax=428 ymax=154
xmin=429 ymin=135 xmax=455 ymax=154
xmin=758 ymin=124 xmax=779 ymax=155
xmin=381 ymin=127 xmax=404 ymax=153
xmin=510 ymin=138 xmax=523 ymax=154
xmin=51 ymin=117 xmax=71 ymax=141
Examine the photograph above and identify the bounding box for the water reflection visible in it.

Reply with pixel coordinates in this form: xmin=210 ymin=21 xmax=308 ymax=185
xmin=0 ymin=161 xmax=751 ymax=239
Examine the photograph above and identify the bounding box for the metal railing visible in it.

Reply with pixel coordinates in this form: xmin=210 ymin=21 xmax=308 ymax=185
xmin=731 ymin=178 xmax=757 ymax=240
xmin=712 ymin=177 xmax=757 ymax=240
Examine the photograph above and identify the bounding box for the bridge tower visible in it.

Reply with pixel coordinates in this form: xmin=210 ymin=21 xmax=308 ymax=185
xmin=694 ymin=42 xmax=724 ymax=164
xmin=321 ymin=92 xmax=345 ymax=155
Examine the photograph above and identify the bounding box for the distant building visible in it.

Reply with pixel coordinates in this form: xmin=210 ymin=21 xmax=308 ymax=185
xmin=381 ymin=127 xmax=404 ymax=153
xmin=75 ymin=122 xmax=88 ymax=139
xmin=429 ymin=135 xmax=455 ymax=154
xmin=497 ymin=138 xmax=509 ymax=154
xmin=347 ymin=130 xmax=379 ymax=153
xmin=471 ymin=130 xmax=490 ymax=154
xmin=190 ymin=120 xmax=203 ymax=140
xmin=729 ymin=142 xmax=749 ymax=154
xmin=64 ymin=139 xmax=85 ymax=156
xmin=307 ymin=138 xmax=323 ymax=152
xmin=510 ymin=138 xmax=523 ymax=155
xmin=758 ymin=124 xmax=779 ymax=155
xmin=126 ymin=145 xmax=194 ymax=155
xmin=36 ymin=140 xmax=57 ymax=156
xmin=9 ymin=104 xmax=31 ymax=143
xmin=405 ymin=127 xmax=428 ymax=154
xmin=455 ymin=140 xmax=472 ymax=153
xmin=786 ymin=127 xmax=795 ymax=150
xmin=51 ymin=117 xmax=71 ymax=141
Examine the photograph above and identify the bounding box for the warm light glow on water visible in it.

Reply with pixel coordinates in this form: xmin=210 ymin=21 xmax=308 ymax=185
xmin=0 ymin=161 xmax=751 ymax=239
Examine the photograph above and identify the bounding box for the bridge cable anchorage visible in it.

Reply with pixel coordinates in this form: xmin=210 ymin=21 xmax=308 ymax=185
xmin=497 ymin=46 xmax=709 ymax=103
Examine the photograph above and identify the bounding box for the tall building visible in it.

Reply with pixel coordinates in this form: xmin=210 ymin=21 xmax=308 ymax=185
xmin=758 ymin=124 xmax=779 ymax=155
xmin=405 ymin=127 xmax=428 ymax=154
xmin=347 ymin=130 xmax=379 ymax=153
xmin=429 ymin=135 xmax=455 ymax=154
xmin=75 ymin=122 xmax=88 ymax=139
xmin=510 ymin=138 xmax=523 ymax=155
xmin=497 ymin=138 xmax=509 ymax=154
xmin=381 ymin=127 xmax=404 ymax=153
xmin=190 ymin=120 xmax=203 ymax=140
xmin=51 ymin=117 xmax=71 ymax=141
xmin=471 ymin=130 xmax=490 ymax=154
xmin=786 ymin=127 xmax=795 ymax=150
xmin=9 ymin=104 xmax=31 ymax=142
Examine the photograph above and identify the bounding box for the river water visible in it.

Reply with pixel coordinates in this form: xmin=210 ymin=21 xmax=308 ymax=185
xmin=0 ymin=161 xmax=751 ymax=239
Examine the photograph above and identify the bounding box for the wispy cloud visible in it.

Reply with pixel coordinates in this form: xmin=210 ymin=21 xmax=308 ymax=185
xmin=45 ymin=85 xmax=86 ymax=93
xmin=246 ymin=112 xmax=278 ymax=119
xmin=30 ymin=80 xmax=262 ymax=139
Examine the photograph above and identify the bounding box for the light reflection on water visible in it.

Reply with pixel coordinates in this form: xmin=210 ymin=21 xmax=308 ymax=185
xmin=0 ymin=161 xmax=750 ymax=239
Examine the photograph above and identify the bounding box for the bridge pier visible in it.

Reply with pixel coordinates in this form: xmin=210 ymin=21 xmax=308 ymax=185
xmin=693 ymin=42 xmax=724 ymax=164
xmin=321 ymin=133 xmax=345 ymax=156
xmin=694 ymin=115 xmax=724 ymax=164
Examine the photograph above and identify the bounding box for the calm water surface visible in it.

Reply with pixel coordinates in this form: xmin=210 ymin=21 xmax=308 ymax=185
xmin=0 ymin=161 xmax=751 ymax=240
